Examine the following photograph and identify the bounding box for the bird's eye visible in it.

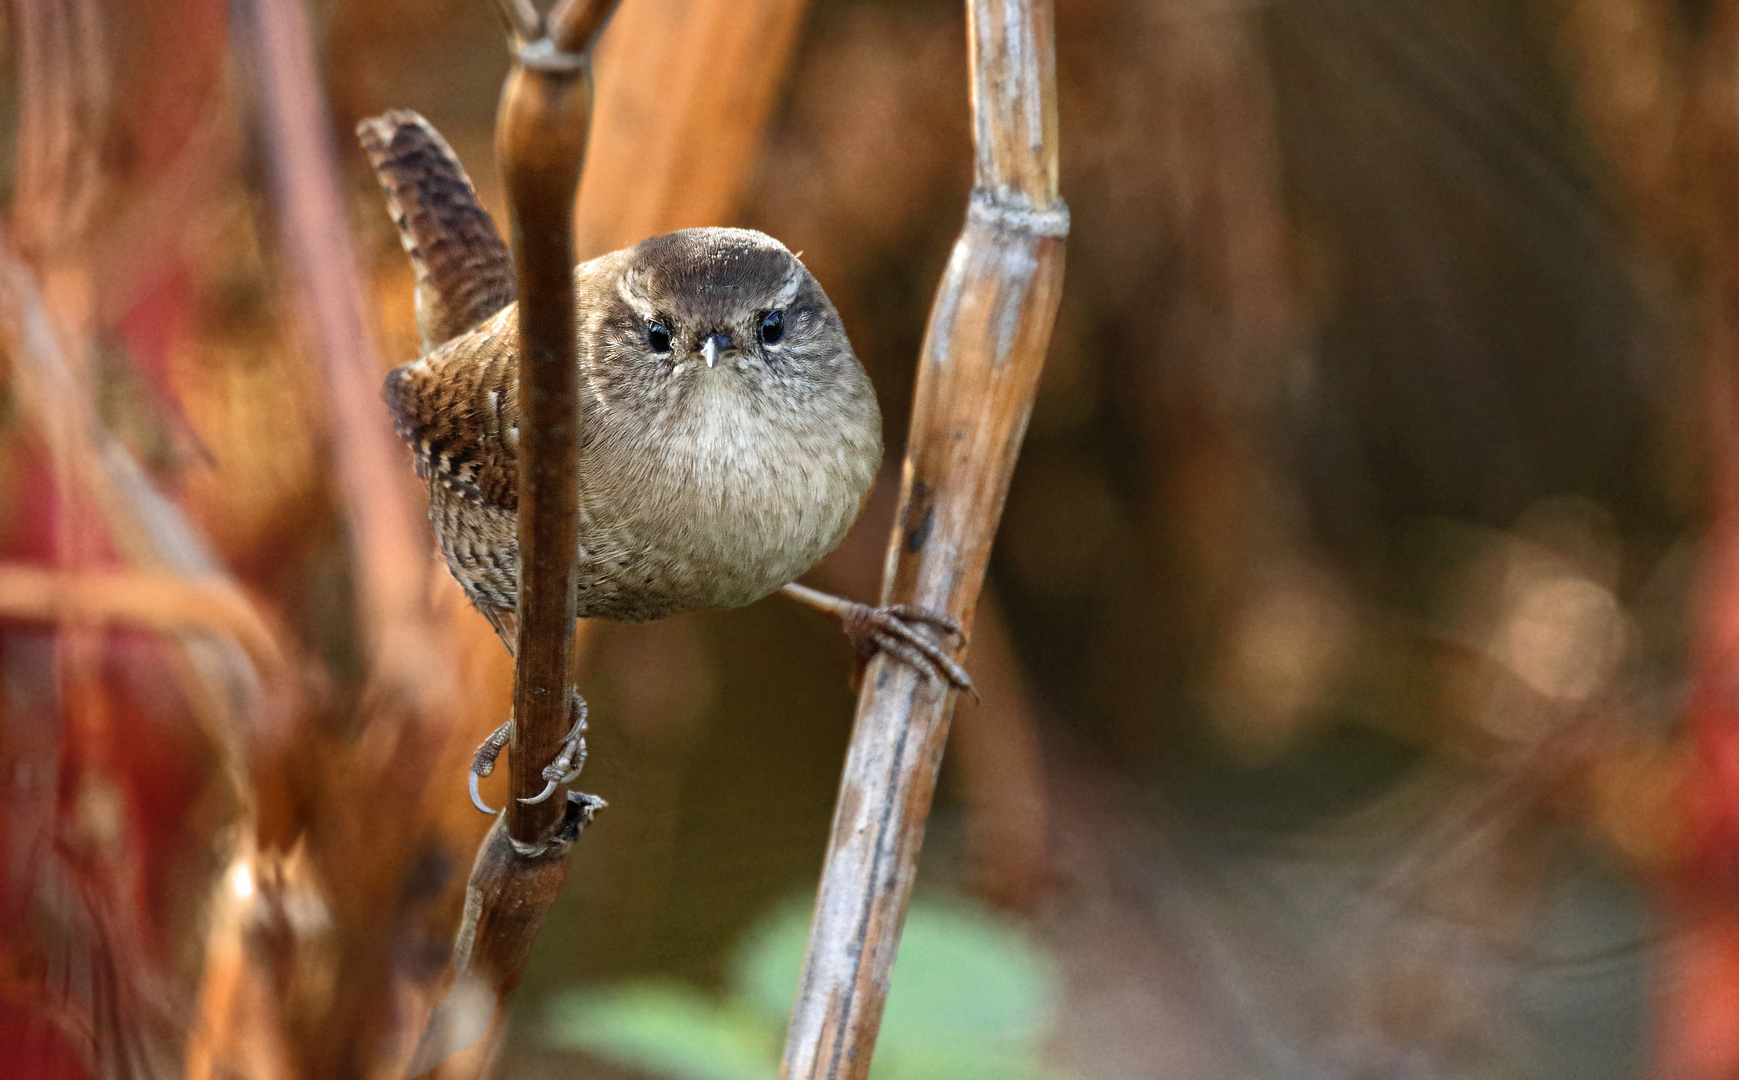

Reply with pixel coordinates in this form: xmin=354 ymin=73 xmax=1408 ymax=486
xmin=759 ymin=310 xmax=785 ymax=346
xmin=647 ymin=321 xmax=673 ymax=354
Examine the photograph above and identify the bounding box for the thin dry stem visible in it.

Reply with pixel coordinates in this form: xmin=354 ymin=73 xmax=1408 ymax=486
xmin=401 ymin=7 xmax=615 ymax=1070
xmin=496 ymin=0 xmax=614 ymax=848
xmin=778 ymin=1 xmax=1067 ymax=1077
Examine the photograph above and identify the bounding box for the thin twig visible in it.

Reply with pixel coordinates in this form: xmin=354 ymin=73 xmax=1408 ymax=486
xmin=779 ymin=0 xmax=1067 ymax=1077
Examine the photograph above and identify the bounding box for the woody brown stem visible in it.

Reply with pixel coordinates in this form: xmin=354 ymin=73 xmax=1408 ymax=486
xmin=399 ymin=7 xmax=616 ymax=1072
xmin=496 ymin=0 xmax=613 ymax=849
xmin=778 ymin=1 xmax=1067 ymax=1077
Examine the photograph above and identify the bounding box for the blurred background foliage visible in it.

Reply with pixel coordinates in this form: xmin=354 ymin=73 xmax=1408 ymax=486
xmin=3 ymin=0 xmax=1739 ymax=1076
xmin=543 ymin=895 xmax=1064 ymax=1080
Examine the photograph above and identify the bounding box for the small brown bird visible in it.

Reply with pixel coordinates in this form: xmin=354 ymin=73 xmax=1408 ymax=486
xmin=357 ymin=112 xmax=968 ymax=811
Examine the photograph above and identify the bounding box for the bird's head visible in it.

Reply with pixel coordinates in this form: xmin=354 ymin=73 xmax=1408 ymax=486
xmin=589 ymin=228 xmax=868 ymax=425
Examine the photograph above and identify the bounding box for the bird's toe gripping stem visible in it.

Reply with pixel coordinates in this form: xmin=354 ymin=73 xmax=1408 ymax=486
xmin=841 ymin=602 xmax=973 ymax=694
xmin=468 ymin=688 xmax=590 ymax=815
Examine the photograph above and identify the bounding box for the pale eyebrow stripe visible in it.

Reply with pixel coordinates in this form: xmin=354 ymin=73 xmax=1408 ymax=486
xmin=615 ymin=272 xmax=662 ymax=320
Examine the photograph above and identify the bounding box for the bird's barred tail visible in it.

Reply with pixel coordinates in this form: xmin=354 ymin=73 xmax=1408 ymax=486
xmin=356 ymin=110 xmax=518 ymax=351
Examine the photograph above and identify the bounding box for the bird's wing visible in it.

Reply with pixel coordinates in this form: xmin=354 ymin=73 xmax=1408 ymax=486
xmin=383 ymin=311 xmax=522 ymax=514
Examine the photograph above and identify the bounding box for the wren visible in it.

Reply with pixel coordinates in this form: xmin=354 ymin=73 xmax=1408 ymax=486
xmin=358 ymin=112 xmax=968 ymax=811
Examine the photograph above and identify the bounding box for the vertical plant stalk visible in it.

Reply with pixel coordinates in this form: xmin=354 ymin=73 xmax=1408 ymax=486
xmin=497 ymin=0 xmax=614 ymax=849
xmin=403 ymin=5 xmax=614 ymax=1072
xmin=779 ymin=1 xmax=1067 ymax=1077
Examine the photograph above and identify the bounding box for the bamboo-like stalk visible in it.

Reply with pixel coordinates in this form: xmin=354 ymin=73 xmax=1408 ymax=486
xmin=779 ymin=2 xmax=1067 ymax=1077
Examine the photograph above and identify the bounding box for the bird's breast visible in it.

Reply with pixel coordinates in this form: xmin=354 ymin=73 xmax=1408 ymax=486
xmin=573 ymin=386 xmax=880 ymax=619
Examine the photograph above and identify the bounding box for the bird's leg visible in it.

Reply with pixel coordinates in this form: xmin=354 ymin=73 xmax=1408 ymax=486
xmin=469 ymin=717 xmax=514 ymax=815
xmin=780 ymin=582 xmax=973 ymax=693
xmin=467 ymin=687 xmax=589 ymax=814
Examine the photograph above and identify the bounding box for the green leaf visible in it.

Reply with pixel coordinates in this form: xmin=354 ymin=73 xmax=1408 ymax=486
xmin=874 ymin=1045 xmax=1064 ymax=1080
xmin=728 ymin=896 xmax=815 ymax=1025
xmin=547 ymin=895 xmax=1066 ymax=1080
xmin=543 ymin=982 xmax=779 ymax=1080
xmin=729 ymin=896 xmax=1059 ymax=1054
xmin=875 ymin=900 xmax=1059 ymax=1053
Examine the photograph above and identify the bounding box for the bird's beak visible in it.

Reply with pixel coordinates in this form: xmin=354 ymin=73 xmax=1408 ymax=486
xmin=702 ymin=332 xmax=731 ymax=369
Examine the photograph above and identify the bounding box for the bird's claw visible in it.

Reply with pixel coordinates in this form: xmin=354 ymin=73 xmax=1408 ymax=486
xmin=469 ymin=691 xmax=590 ymax=814
xmin=519 ymin=779 xmax=559 ymax=806
xmin=469 ymin=770 xmax=496 ymax=815
xmin=840 ymin=602 xmax=973 ymax=694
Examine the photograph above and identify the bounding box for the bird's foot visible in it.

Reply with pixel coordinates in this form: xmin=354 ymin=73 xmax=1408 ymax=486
xmin=780 ymin=583 xmax=972 ymax=693
xmin=520 ymin=691 xmax=589 ymax=806
xmin=468 ymin=688 xmax=590 ymax=815
xmin=841 ymin=602 xmax=973 ymax=693
xmin=469 ymin=718 xmax=513 ymax=815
